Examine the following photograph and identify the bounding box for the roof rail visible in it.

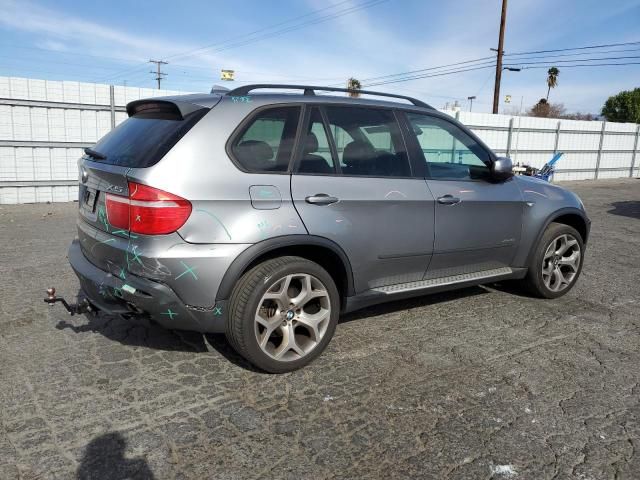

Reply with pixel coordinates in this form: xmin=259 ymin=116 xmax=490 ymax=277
xmin=225 ymin=84 xmax=433 ymax=109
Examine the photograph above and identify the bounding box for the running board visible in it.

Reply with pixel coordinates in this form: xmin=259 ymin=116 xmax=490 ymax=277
xmin=372 ymin=267 xmax=513 ymax=294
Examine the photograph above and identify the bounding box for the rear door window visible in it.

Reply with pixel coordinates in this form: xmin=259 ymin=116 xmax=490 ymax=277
xmin=324 ymin=106 xmax=411 ymax=177
xmin=231 ymin=106 xmax=301 ymax=172
xmin=88 ymin=108 xmax=207 ymax=168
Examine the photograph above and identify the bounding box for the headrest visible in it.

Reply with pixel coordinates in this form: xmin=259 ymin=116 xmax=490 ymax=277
xmin=236 ymin=140 xmax=273 ymax=162
xmin=303 ymin=132 xmax=319 ymax=155
xmin=343 ymin=140 xmax=376 ymax=164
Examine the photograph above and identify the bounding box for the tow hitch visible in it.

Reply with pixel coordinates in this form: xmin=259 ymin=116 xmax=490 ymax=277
xmin=44 ymin=287 xmax=94 ymax=316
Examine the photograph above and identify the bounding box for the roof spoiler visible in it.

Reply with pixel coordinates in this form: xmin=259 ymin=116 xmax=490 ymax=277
xmin=210 ymin=84 xmax=230 ymax=95
xmin=126 ymin=99 xmax=205 ymax=119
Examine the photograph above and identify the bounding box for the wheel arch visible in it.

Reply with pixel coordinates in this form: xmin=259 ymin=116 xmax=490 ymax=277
xmin=552 ymin=212 xmax=589 ymax=244
xmin=215 ymin=235 xmax=355 ymax=306
xmin=526 ymin=207 xmax=590 ymax=266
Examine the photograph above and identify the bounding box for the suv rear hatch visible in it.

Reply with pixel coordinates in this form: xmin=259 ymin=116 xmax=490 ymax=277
xmin=77 ymin=99 xmax=210 ymax=273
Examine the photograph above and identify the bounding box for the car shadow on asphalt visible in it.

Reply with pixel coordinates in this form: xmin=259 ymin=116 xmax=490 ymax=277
xmin=608 ymin=200 xmax=640 ymax=220
xmin=76 ymin=432 xmax=155 ymax=480
xmin=56 ymin=286 xmax=495 ymax=373
xmin=339 ymin=285 xmax=490 ymax=323
xmin=54 ymin=291 xmax=263 ymax=371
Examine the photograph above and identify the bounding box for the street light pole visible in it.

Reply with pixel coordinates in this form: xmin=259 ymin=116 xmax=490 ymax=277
xmin=467 ymin=96 xmax=476 ymax=112
xmin=492 ymin=0 xmax=508 ymax=114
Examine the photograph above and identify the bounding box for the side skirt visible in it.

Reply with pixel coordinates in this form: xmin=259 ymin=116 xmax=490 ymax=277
xmin=342 ymin=267 xmax=527 ymax=314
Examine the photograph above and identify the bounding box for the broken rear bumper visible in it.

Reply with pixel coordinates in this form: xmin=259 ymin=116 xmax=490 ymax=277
xmin=68 ymin=240 xmax=227 ymax=333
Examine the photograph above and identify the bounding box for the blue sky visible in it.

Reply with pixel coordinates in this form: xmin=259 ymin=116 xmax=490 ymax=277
xmin=1 ymin=0 xmax=639 ymax=114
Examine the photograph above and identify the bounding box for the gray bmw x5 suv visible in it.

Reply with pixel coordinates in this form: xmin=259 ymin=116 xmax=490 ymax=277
xmin=64 ymin=84 xmax=590 ymax=372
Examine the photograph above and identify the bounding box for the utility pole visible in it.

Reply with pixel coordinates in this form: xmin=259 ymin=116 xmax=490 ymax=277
xmin=149 ymin=59 xmax=168 ymax=89
xmin=492 ymin=0 xmax=508 ymax=114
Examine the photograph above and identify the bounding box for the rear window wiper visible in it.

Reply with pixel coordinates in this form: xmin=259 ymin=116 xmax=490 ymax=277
xmin=84 ymin=147 xmax=107 ymax=160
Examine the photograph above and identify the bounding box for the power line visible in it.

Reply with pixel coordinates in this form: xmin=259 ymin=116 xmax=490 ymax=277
xmin=164 ymin=0 xmax=356 ymax=62
xmin=505 ymin=40 xmax=640 ymax=56
xmin=520 ymin=62 xmax=640 ymax=69
xmin=364 ymin=65 xmax=495 ymax=87
xmin=362 ymin=56 xmax=640 ymax=89
xmin=350 ymin=41 xmax=640 ymax=91
xmin=0 ymin=43 xmax=144 ymax=64
xmin=501 ymin=46 xmax=640 ymax=61
xmin=355 ymin=56 xmax=495 ymax=83
xmin=168 ymin=0 xmax=389 ymax=62
xmin=505 ymin=55 xmax=640 ymax=67
xmin=100 ymin=0 xmax=388 ymax=83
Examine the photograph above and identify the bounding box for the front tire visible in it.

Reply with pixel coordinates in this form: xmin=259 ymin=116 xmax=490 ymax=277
xmin=226 ymin=256 xmax=340 ymax=373
xmin=523 ymin=222 xmax=584 ymax=299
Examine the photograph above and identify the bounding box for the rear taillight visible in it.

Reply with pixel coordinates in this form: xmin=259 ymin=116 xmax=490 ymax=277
xmin=105 ymin=182 xmax=191 ymax=235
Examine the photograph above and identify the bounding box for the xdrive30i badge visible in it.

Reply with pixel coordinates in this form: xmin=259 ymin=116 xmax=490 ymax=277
xmin=105 ymin=184 xmax=124 ymax=193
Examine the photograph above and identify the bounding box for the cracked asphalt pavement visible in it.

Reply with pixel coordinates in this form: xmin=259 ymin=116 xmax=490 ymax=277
xmin=1 ymin=179 xmax=639 ymax=479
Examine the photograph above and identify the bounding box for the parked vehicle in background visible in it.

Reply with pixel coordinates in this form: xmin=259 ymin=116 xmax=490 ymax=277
xmin=60 ymin=84 xmax=590 ymax=372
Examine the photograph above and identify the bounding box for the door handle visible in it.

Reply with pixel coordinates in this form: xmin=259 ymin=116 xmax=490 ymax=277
xmin=305 ymin=193 xmax=339 ymax=205
xmin=437 ymin=194 xmax=461 ymax=205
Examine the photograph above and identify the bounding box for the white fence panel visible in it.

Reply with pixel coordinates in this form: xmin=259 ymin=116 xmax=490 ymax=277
xmin=0 ymin=75 xmax=638 ymax=204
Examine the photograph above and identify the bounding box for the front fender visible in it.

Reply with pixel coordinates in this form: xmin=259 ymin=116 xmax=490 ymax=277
xmin=512 ymin=177 xmax=590 ymax=267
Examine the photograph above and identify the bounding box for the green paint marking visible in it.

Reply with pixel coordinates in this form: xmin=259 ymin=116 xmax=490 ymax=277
xmin=195 ymin=209 xmax=232 ymax=240
xmin=161 ymin=308 xmax=178 ymax=319
xmin=118 ymin=266 xmax=126 ymax=280
xmin=122 ymin=284 xmax=136 ymax=294
xmin=213 ymin=306 xmax=223 ymax=315
xmin=99 ymin=238 xmax=116 ymax=245
xmin=130 ymin=245 xmax=143 ymax=265
xmin=97 ymin=206 xmax=109 ymax=232
xmin=175 ymin=261 xmax=198 ymax=280
xmin=113 ymin=229 xmax=139 ymax=239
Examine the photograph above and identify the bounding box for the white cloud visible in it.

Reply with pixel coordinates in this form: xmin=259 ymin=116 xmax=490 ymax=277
xmin=0 ymin=0 xmax=638 ymax=112
xmin=35 ymin=39 xmax=69 ymax=52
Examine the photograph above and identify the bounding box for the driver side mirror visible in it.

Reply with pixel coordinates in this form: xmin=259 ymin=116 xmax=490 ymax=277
xmin=492 ymin=157 xmax=513 ymax=181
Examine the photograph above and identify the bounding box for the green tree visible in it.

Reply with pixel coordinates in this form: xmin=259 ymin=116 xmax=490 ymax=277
xmin=546 ymin=67 xmax=559 ymax=100
xmin=346 ymin=77 xmax=362 ymax=98
xmin=601 ymin=88 xmax=640 ymax=123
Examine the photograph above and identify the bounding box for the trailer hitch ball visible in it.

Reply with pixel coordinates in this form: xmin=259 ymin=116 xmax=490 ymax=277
xmin=44 ymin=287 xmax=93 ymax=315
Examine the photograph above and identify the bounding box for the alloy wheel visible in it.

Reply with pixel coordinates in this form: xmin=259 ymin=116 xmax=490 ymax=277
xmin=541 ymin=233 xmax=581 ymax=292
xmin=254 ymin=273 xmax=331 ymax=361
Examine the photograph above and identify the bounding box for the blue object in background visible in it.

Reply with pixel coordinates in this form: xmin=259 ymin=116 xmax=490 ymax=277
xmin=534 ymin=153 xmax=563 ymax=182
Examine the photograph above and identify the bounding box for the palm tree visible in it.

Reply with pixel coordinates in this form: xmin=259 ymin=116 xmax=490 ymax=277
xmin=346 ymin=77 xmax=362 ymax=98
xmin=546 ymin=67 xmax=559 ymax=100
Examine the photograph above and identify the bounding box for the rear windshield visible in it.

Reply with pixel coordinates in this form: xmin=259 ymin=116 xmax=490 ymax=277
xmin=88 ymin=108 xmax=207 ymax=168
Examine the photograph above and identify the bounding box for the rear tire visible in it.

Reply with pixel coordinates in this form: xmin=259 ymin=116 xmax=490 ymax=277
xmin=522 ymin=222 xmax=584 ymax=299
xmin=226 ymin=256 xmax=340 ymax=373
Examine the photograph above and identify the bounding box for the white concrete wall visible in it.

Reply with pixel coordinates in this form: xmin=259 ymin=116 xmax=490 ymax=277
xmin=0 ymin=75 xmax=638 ymax=204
